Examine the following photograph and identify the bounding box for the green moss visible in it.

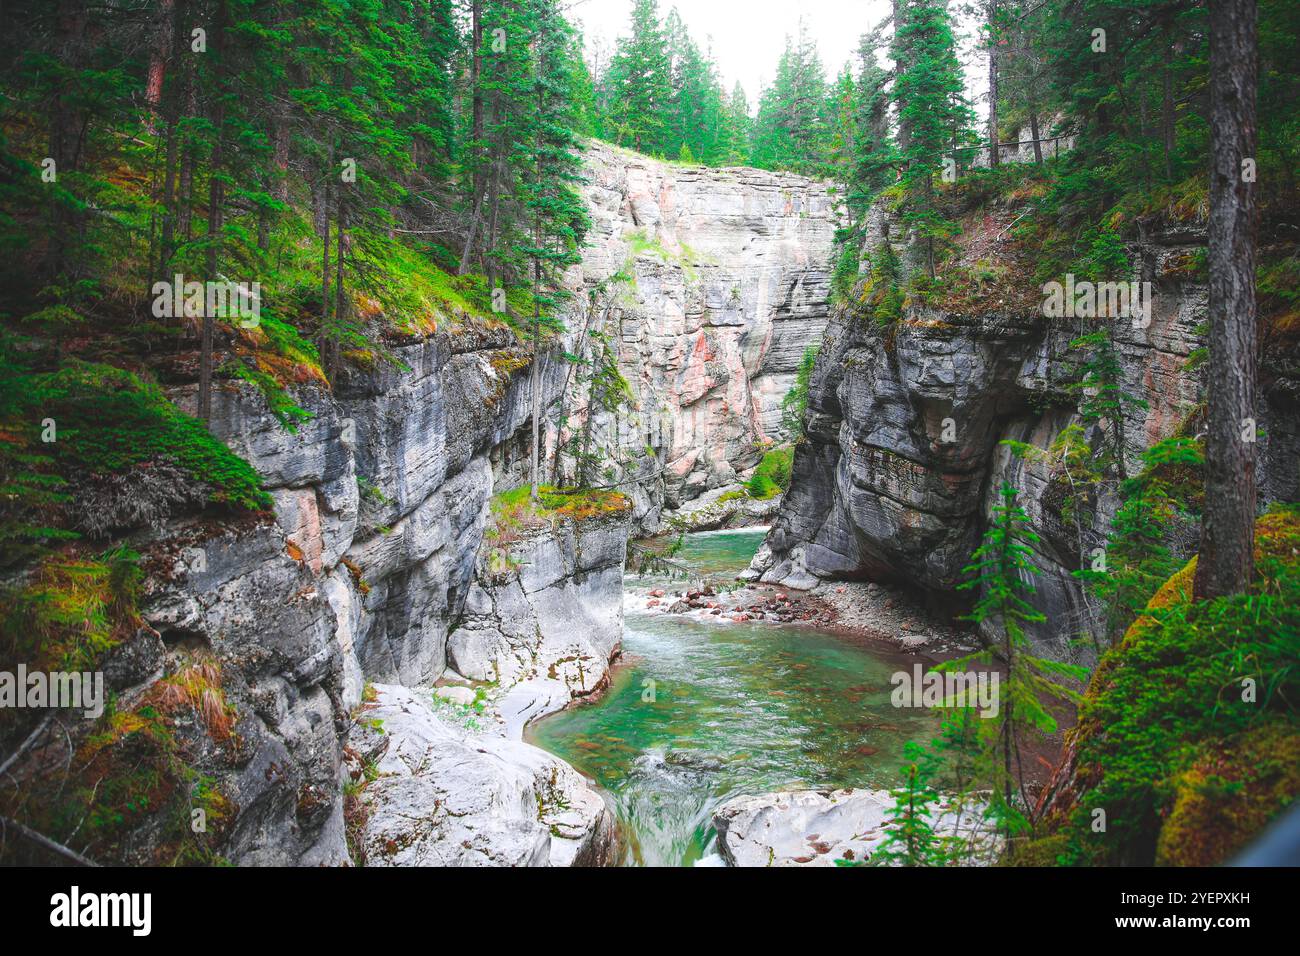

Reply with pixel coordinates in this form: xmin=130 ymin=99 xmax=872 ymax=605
xmin=16 ymin=360 xmax=270 ymax=518
xmin=1001 ymin=832 xmax=1072 ymax=867
xmin=746 ymin=446 xmax=794 ymax=499
xmin=1046 ymin=506 xmax=1300 ymax=866
xmin=625 ymin=228 xmax=701 ymax=283
xmin=1155 ymin=720 xmax=1300 ymax=866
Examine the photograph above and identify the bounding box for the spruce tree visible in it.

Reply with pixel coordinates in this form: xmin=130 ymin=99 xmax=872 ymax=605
xmin=720 ymin=82 xmax=753 ymax=165
xmin=606 ymin=0 xmax=672 ymax=154
xmin=944 ymin=484 xmax=1088 ymax=841
xmin=892 ymin=0 xmax=973 ymax=277
xmin=751 ymin=23 xmax=830 ymax=176
xmin=513 ymin=0 xmax=591 ymax=498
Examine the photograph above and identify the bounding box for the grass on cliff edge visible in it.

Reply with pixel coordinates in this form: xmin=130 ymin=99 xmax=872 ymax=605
xmin=484 ymin=486 xmax=630 ymax=576
xmin=489 ymin=485 xmax=630 ymax=530
xmin=1016 ymin=503 xmax=1300 ymax=867
xmin=1 ymin=350 xmax=272 ymax=570
xmin=745 ymin=446 xmax=794 ymax=499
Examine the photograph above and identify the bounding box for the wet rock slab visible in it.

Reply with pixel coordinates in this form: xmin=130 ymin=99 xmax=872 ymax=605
xmin=712 ymin=787 xmax=999 ymax=867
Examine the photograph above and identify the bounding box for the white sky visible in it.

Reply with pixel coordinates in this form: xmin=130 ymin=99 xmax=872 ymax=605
xmin=567 ymin=0 xmax=989 ymax=117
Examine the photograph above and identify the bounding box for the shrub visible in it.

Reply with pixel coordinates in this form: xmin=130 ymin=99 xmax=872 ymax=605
xmin=746 ymin=446 xmax=794 ymax=499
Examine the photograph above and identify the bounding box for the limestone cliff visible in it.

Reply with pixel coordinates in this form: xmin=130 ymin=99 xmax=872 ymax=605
xmin=575 ymin=143 xmax=837 ymax=527
xmin=754 ymin=211 xmax=1300 ymax=657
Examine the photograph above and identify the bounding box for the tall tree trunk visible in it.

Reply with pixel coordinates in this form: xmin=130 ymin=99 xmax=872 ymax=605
xmin=1162 ymin=33 xmax=1176 ymax=180
xmin=177 ymin=23 xmax=199 ymax=245
xmin=1195 ymin=0 xmax=1259 ymax=600
xmin=178 ymin=142 xmax=195 ymax=243
xmin=198 ymin=2 xmax=228 ymax=423
xmin=925 ymin=175 xmax=936 ymax=277
xmin=1138 ymin=89 xmax=1153 ymax=192
xmin=458 ymin=0 xmax=485 ymax=275
xmin=1028 ymin=107 xmax=1043 ymax=164
xmin=46 ymin=0 xmax=86 ymax=281
xmin=892 ymin=0 xmax=910 ymax=156
xmin=987 ymin=0 xmax=999 ymax=167
xmin=530 ymin=128 xmax=543 ymax=501
xmin=318 ymin=149 xmax=333 ymax=376
xmin=158 ymin=0 xmax=187 ymax=277
xmin=159 ymin=122 xmax=179 ymax=276
xmin=335 ymin=195 xmax=346 ymax=361
xmin=530 ymin=277 xmax=542 ymax=501
xmin=458 ymin=190 xmax=485 ymax=276
xmin=144 ymin=0 xmax=176 ymax=126
xmin=485 ymin=149 xmax=503 ymax=291
xmin=146 ymin=0 xmax=178 ymax=274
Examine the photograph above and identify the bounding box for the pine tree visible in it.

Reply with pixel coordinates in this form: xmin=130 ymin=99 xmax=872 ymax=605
xmin=836 ymin=22 xmax=897 ymax=282
xmin=780 ymin=345 xmax=818 ymax=438
xmin=750 ymin=23 xmax=829 ymax=175
xmin=870 ymin=741 xmax=949 ymax=866
xmin=892 ymin=0 xmax=974 ymax=277
xmin=1067 ymin=328 xmax=1147 ymax=481
xmin=719 ymin=81 xmax=753 ymax=165
xmin=945 ymin=484 xmax=1088 ymax=841
xmin=606 ymin=0 xmax=672 ymax=154
xmin=512 ymin=0 xmax=591 ymax=498
xmin=1077 ymin=438 xmax=1204 ymax=642
xmin=662 ymin=13 xmax=726 ymax=165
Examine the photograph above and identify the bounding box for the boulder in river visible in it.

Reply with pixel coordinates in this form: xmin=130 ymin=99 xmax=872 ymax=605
xmin=711 ymin=788 xmax=999 ymax=867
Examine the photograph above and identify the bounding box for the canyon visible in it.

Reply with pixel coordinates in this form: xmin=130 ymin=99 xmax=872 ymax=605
xmin=1 ymin=145 xmax=839 ymax=866
xmin=11 ymin=141 xmax=1294 ymax=868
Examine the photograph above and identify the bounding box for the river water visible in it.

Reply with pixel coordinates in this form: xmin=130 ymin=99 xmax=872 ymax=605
xmin=529 ymin=528 xmax=940 ymax=867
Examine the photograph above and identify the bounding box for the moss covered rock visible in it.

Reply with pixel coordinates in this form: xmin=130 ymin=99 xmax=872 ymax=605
xmin=1156 ymin=720 xmax=1300 ymax=866
xmin=1033 ymin=506 xmax=1300 ymax=866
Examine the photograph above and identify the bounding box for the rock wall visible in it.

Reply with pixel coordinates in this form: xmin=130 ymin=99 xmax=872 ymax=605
xmin=10 ymin=319 xmax=621 ymax=867
xmin=115 ymin=325 xmax=584 ymax=865
xmin=576 ymin=143 xmax=837 ymax=527
xmin=755 ymin=221 xmax=1300 ymax=658
xmin=449 ymin=511 xmax=627 ymax=701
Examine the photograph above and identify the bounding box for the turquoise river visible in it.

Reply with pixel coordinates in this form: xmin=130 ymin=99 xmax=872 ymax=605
xmin=528 ymin=527 xmax=941 ymax=867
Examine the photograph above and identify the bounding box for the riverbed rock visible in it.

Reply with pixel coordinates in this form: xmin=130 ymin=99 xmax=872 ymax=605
xmin=660 ymin=484 xmax=782 ymax=534
xmin=712 ymin=788 xmax=999 ymax=867
xmin=351 ymin=685 xmax=616 ymax=867
xmin=434 ymin=685 xmax=477 ymax=707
